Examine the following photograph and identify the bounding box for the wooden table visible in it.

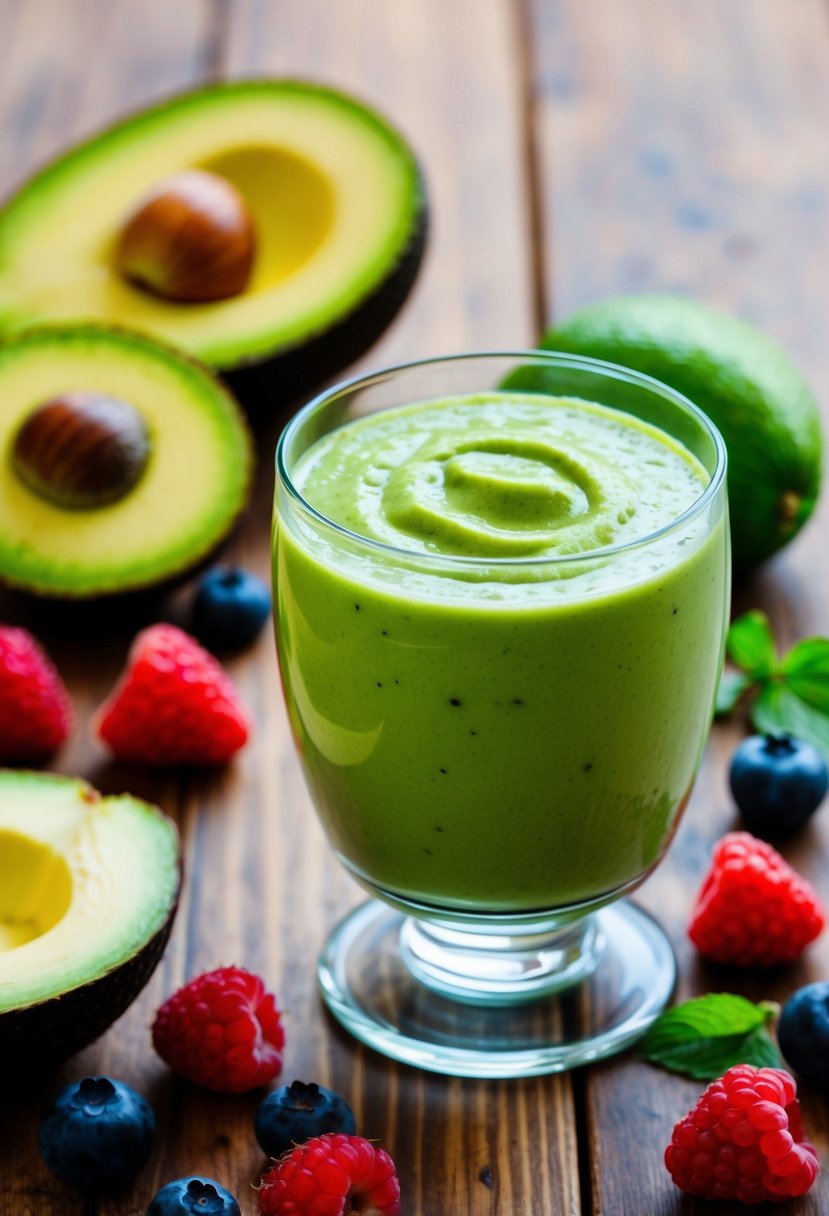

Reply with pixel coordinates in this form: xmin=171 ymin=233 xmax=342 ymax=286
xmin=2 ymin=1 xmax=828 ymax=1211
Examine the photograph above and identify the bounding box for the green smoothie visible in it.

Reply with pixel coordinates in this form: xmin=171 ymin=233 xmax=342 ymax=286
xmin=274 ymin=393 xmax=728 ymax=912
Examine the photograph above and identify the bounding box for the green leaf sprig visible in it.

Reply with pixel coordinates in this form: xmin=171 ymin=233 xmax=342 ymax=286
xmin=716 ymin=610 xmax=829 ymax=756
xmin=640 ymin=993 xmax=782 ymax=1080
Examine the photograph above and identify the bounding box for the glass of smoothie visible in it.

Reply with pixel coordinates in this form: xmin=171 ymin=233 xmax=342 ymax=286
xmin=273 ymin=351 xmax=729 ymax=1077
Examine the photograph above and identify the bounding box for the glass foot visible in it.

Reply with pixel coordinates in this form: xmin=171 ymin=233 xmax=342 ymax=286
xmin=318 ymin=898 xmax=675 ymax=1078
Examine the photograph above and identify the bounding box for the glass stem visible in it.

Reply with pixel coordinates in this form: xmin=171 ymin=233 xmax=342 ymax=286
xmin=399 ymin=913 xmax=606 ymax=1005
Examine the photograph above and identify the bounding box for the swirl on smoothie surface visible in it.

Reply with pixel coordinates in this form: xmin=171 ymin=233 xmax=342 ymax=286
xmin=292 ymin=394 xmax=707 ymax=560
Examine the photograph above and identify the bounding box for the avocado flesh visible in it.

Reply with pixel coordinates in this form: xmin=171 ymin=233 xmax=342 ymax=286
xmin=0 ymin=771 xmax=179 ymax=1016
xmin=0 ymin=326 xmax=252 ymax=597
xmin=0 ymin=80 xmax=424 ymax=374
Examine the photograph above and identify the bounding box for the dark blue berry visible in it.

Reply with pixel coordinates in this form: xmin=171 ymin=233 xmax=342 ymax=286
xmin=729 ymin=733 xmax=828 ymax=838
xmin=254 ymin=1079 xmax=356 ymax=1158
xmin=193 ymin=566 xmax=271 ymax=650
xmin=38 ymin=1075 xmax=155 ymax=1191
xmin=777 ymin=983 xmax=829 ymax=1089
xmin=146 ymin=1175 xmax=240 ymax=1215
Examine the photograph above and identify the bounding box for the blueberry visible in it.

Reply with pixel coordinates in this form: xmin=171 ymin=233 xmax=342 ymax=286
xmin=255 ymin=1079 xmax=356 ymax=1158
xmin=729 ymin=733 xmax=828 ymax=838
xmin=38 ymin=1075 xmax=155 ymax=1191
xmin=778 ymin=983 xmax=829 ymax=1089
xmin=146 ymin=1176 xmax=241 ymax=1215
xmin=193 ymin=566 xmax=271 ymax=650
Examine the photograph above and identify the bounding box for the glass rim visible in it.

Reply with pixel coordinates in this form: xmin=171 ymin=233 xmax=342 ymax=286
xmin=275 ymin=349 xmax=728 ymax=569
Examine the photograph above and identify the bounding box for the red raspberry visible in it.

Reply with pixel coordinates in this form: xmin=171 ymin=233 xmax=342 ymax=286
xmin=688 ymin=832 xmax=825 ymax=966
xmin=0 ymin=626 xmax=72 ymax=762
xmin=258 ymin=1133 xmax=400 ymax=1216
xmin=666 ymin=1064 xmax=820 ymax=1203
xmin=95 ymin=623 xmax=249 ymax=766
xmin=152 ymin=966 xmax=284 ymax=1092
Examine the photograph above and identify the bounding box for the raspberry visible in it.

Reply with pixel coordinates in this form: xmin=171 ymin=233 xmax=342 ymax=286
xmin=258 ymin=1134 xmax=400 ymax=1216
xmin=95 ymin=623 xmax=250 ymax=766
xmin=152 ymin=967 xmax=284 ymax=1092
xmin=666 ymin=1064 xmax=820 ymax=1203
xmin=688 ymin=832 xmax=825 ymax=966
xmin=0 ymin=626 xmax=72 ymax=762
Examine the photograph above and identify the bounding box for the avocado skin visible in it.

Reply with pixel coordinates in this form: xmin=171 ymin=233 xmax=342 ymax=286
xmin=537 ymin=295 xmax=823 ymax=575
xmin=0 ymin=886 xmax=179 ymax=1081
xmin=226 ymin=198 xmax=428 ymax=412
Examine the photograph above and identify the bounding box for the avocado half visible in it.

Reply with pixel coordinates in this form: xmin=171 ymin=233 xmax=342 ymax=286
xmin=0 ymin=326 xmax=252 ymax=597
xmin=0 ymin=80 xmax=427 ymax=403
xmin=0 ymin=770 xmax=180 ymax=1072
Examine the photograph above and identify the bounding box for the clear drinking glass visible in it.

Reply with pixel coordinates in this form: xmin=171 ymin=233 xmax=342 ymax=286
xmin=273 ymin=351 xmax=730 ymax=1078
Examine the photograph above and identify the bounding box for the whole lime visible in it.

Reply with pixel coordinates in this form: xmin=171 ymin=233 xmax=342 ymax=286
xmin=539 ymin=294 xmax=823 ymax=574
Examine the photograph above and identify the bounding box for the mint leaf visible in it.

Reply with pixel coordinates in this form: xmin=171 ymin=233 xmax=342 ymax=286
xmin=640 ymin=993 xmax=781 ymax=1080
xmin=752 ymin=683 xmax=829 ymax=756
xmin=715 ymin=670 xmax=754 ymax=716
xmin=780 ymin=638 xmax=829 ymax=714
xmin=716 ymin=615 xmax=829 ymax=756
xmin=726 ymin=611 xmax=777 ymax=677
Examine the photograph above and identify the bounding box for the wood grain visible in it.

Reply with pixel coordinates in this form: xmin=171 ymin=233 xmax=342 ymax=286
xmin=0 ymin=2 xmax=580 ymax=1214
xmin=224 ymin=0 xmax=536 ymax=362
xmin=0 ymin=1 xmax=235 ymax=1213
xmin=5 ymin=1 xmax=829 ymax=1212
xmin=529 ymin=0 xmax=829 ymax=1211
xmin=221 ymin=4 xmax=577 ymax=1214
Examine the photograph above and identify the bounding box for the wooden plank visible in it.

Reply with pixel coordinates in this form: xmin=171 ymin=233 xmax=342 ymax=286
xmin=0 ymin=0 xmax=212 ymax=187
xmin=529 ymin=0 xmax=829 ymax=1211
xmin=0 ymin=2 xmax=224 ymax=1214
xmin=219 ymin=4 xmax=579 ymax=1215
xmin=1 ymin=3 xmax=581 ymax=1216
xmin=225 ymin=0 xmax=535 ymax=360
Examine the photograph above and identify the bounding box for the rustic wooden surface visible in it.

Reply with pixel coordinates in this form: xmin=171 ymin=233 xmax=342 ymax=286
xmin=1 ymin=1 xmax=828 ymax=1212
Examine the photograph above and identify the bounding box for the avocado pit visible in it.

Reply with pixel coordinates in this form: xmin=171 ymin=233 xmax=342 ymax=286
xmin=117 ymin=168 xmax=256 ymax=303
xmin=12 ymin=390 xmax=151 ymax=509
